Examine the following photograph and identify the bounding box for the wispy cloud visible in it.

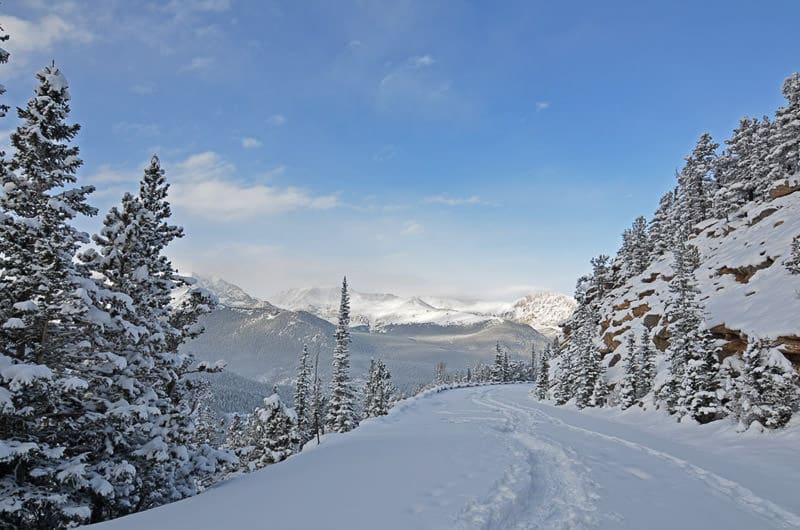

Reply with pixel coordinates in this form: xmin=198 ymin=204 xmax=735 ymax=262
xmin=169 ymin=151 xmax=338 ymax=220
xmin=402 ymin=220 xmax=424 ymax=235
xmin=410 ymin=54 xmax=435 ymax=69
xmin=130 ymin=82 xmax=156 ymax=95
xmin=180 ymin=56 xmax=213 ymax=72
xmin=423 ymin=194 xmax=482 ymax=206
xmin=267 ymin=114 xmax=286 ymax=127
xmin=241 ymin=137 xmax=262 ymax=149
xmin=536 ymin=101 xmax=550 ymax=111
xmin=112 ymin=121 xmax=161 ymax=137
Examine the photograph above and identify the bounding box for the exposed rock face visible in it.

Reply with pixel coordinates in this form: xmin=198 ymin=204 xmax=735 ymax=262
xmin=717 ymin=256 xmax=775 ymax=283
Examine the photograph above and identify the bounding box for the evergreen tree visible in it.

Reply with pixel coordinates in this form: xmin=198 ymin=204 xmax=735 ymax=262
xmin=649 ymin=189 xmax=677 ymax=257
xmin=733 ymin=339 xmax=799 ymax=430
xmin=619 ymin=216 xmax=650 ymax=277
xmin=677 ymin=133 xmax=718 ymax=230
xmin=293 ymin=345 xmax=312 ymax=446
xmin=242 ymin=388 xmax=298 ymax=469
xmin=491 ymin=342 xmax=505 ymax=382
xmin=535 ymin=343 xmax=551 ymax=400
xmin=0 ymin=64 xmax=112 ymax=528
xmin=310 ymin=375 xmax=325 ymax=441
xmin=325 ymin=277 xmax=358 ymax=433
xmin=590 ymin=361 xmax=608 ymax=407
xmin=619 ymin=333 xmax=640 ymax=409
xmin=658 ymin=235 xmax=707 ymax=417
xmin=363 ymin=359 xmax=395 ymax=418
xmin=680 ymin=337 xmax=722 ymax=424
xmin=529 ymin=344 xmax=536 ymax=382
xmin=785 ymin=235 xmax=800 ymax=274
xmin=573 ymin=304 xmax=601 ymax=408
xmin=502 ymin=349 xmax=510 ymax=382
xmin=637 ymin=328 xmax=657 ymax=399
xmin=767 ymin=73 xmax=800 ymax=184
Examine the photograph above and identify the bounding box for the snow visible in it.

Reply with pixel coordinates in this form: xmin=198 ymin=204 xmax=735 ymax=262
xmin=271 ymin=286 xmax=575 ymax=334
xmin=89 ymin=385 xmax=800 ymax=530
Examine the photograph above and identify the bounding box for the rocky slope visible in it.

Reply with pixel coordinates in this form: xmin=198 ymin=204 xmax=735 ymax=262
xmin=588 ymin=181 xmax=800 ymax=385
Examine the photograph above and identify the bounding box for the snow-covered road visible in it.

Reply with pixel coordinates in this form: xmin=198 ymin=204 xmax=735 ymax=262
xmin=93 ymin=384 xmax=800 ymax=529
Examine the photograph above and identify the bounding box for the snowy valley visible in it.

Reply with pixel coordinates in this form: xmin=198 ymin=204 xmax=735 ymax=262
xmin=2 ymin=3 xmax=800 ymax=529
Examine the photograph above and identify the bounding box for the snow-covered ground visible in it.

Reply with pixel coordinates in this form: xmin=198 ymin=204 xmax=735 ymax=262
xmin=91 ymin=385 xmax=800 ymax=530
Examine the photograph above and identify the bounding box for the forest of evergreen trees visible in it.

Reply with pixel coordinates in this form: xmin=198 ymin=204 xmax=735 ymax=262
xmin=533 ymin=73 xmax=800 ymax=431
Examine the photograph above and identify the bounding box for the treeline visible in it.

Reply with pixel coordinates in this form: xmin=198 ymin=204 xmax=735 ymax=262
xmin=533 ymin=73 xmax=800 ymax=431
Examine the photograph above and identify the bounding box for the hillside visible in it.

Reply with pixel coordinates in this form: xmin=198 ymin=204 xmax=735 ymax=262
xmin=596 ymin=187 xmax=800 ymax=388
xmin=91 ymin=385 xmax=800 ymax=530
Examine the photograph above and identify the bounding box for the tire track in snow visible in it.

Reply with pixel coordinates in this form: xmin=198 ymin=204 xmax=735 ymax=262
xmin=482 ymin=390 xmax=800 ymax=530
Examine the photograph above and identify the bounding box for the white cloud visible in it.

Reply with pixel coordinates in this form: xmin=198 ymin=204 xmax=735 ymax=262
xmin=410 ymin=54 xmax=435 ymax=69
xmin=241 ymin=137 xmax=262 ymax=149
xmin=423 ymin=194 xmax=481 ymax=206
xmin=180 ymin=56 xmax=213 ymax=72
xmin=0 ymin=13 xmax=93 ymax=77
xmin=536 ymin=101 xmax=550 ymax=111
xmin=402 ymin=220 xmax=424 ymax=235
xmin=168 ymin=151 xmax=338 ymax=220
xmin=267 ymin=114 xmax=286 ymax=127
xmin=163 ymin=0 xmax=232 ymax=13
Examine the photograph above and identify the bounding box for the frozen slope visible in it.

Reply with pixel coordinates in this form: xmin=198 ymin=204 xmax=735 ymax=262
xmin=92 ymin=385 xmax=800 ymax=530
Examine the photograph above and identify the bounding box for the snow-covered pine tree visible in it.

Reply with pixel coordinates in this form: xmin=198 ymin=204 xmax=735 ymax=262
xmin=364 ymin=359 xmax=394 ymax=418
xmin=733 ymin=338 xmax=799 ymax=430
xmin=293 ymin=345 xmax=312 ymax=446
xmin=677 ymin=133 xmax=718 ymax=230
xmin=529 ymin=344 xmax=536 ymax=382
xmin=554 ymin=349 xmax=574 ymax=405
xmin=649 ymin=189 xmax=677 ymax=257
xmin=590 ymin=360 xmax=608 ymax=407
xmin=680 ymin=335 xmax=722 ymax=424
xmin=767 ymin=73 xmax=800 ymax=186
xmin=619 ymin=216 xmax=650 ymax=277
xmin=785 ymin=235 xmax=800 ymax=274
xmin=619 ymin=333 xmax=640 ymax=409
xmin=535 ymin=343 xmax=550 ymax=400
xmin=573 ymin=303 xmax=601 ymax=409
xmin=636 ymin=328 xmax=656 ymax=399
xmin=434 ymin=361 xmax=447 ymax=385
xmin=713 ymin=117 xmax=762 ymax=217
xmin=0 ymin=64 xmax=115 ymax=528
xmin=310 ymin=375 xmax=325 ymax=441
xmin=243 ymin=388 xmax=298 ymax=469
xmin=491 ymin=342 xmax=505 ymax=382
xmin=658 ymin=234 xmax=709 ymax=419
xmin=325 ymin=277 xmax=358 ymax=433
xmin=363 ymin=359 xmax=378 ymax=415
xmin=502 ymin=349 xmax=510 ymax=382
xmin=590 ymin=255 xmax=612 ymax=297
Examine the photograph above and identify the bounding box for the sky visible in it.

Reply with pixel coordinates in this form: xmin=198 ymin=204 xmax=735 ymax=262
xmin=1 ymin=0 xmax=799 ymax=300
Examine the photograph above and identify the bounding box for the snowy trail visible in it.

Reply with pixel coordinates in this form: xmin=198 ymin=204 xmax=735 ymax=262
xmin=92 ymin=385 xmax=800 ymax=530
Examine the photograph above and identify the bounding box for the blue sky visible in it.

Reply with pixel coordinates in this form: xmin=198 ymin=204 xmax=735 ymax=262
xmin=2 ymin=0 xmax=799 ymax=300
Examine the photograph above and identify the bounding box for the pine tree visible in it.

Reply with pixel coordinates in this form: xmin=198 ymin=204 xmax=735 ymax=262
xmin=733 ymin=339 xmax=799 ymax=430
xmin=590 ymin=360 xmax=608 ymax=407
xmin=637 ymin=328 xmax=657 ymax=399
xmin=767 ymin=73 xmax=800 ymax=185
xmin=243 ymin=388 xmax=298 ymax=468
xmin=363 ymin=359 xmax=395 ymax=418
xmin=619 ymin=216 xmax=650 ymax=277
xmin=535 ymin=343 xmax=551 ymax=400
xmin=502 ymin=349 xmax=510 ymax=382
xmin=677 ymin=133 xmax=718 ymax=230
xmin=325 ymin=277 xmax=358 ymax=433
xmin=492 ymin=342 xmax=505 ymax=382
xmin=620 ymin=333 xmax=640 ymax=409
xmin=529 ymin=344 xmax=536 ymax=382
xmin=573 ymin=303 xmax=600 ymax=408
xmin=649 ymin=189 xmax=677 ymax=257
xmin=785 ymin=235 xmax=800 ymax=274
xmin=310 ymin=375 xmax=325 ymax=441
xmin=658 ymin=235 xmax=708 ymax=418
xmin=293 ymin=345 xmax=312 ymax=446
xmin=0 ymin=64 xmax=111 ymax=528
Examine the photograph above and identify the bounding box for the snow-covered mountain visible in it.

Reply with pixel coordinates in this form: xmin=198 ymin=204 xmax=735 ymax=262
xmin=272 ymin=287 xmax=575 ymax=336
xmin=192 ymin=274 xmax=278 ymax=310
